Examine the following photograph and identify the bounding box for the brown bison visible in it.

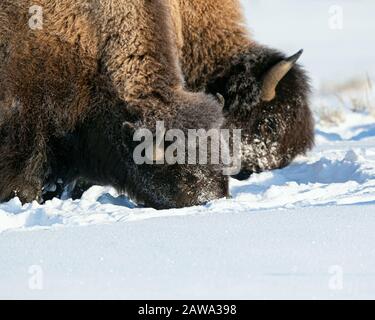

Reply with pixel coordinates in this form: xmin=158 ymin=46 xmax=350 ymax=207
xmin=0 ymin=0 xmax=228 ymax=208
xmin=0 ymin=0 xmax=314 ymax=208
xmin=174 ymin=0 xmax=315 ymax=180
xmin=66 ymin=0 xmax=315 ymax=193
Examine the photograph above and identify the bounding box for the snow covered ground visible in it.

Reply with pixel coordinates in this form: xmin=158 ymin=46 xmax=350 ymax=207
xmin=1 ymin=1 xmax=375 ymax=299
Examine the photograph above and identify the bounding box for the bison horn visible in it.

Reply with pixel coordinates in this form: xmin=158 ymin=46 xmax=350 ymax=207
xmin=153 ymin=144 xmax=165 ymax=162
xmin=261 ymin=49 xmax=303 ymax=102
xmin=153 ymin=126 xmax=166 ymax=162
xmin=216 ymin=93 xmax=225 ymax=108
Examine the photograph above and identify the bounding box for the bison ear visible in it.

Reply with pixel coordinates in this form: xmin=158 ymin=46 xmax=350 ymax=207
xmin=261 ymin=49 xmax=303 ymax=102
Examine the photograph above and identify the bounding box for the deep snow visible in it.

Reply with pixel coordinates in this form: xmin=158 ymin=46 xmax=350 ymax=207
xmin=1 ymin=0 xmax=375 ymax=299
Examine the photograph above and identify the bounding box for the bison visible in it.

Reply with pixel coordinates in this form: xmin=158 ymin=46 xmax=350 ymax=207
xmin=0 ymin=0 xmax=228 ymax=209
xmin=0 ymin=0 xmax=315 ymax=208
xmin=174 ymin=0 xmax=315 ymax=180
xmin=67 ymin=0 xmax=316 ymax=194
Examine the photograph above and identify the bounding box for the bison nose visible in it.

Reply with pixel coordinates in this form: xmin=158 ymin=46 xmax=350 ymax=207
xmin=231 ymin=170 xmax=252 ymax=181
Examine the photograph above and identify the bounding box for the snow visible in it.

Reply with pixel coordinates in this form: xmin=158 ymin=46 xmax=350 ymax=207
xmin=1 ymin=0 xmax=375 ymax=299
xmin=1 ymin=206 xmax=375 ymax=299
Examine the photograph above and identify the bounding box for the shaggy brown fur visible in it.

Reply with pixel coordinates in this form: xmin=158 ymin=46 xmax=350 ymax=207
xmin=59 ymin=0 xmax=315 ymax=196
xmin=172 ymin=0 xmax=251 ymax=90
xmin=0 ymin=0 xmax=228 ymax=208
xmin=174 ymin=0 xmax=315 ymax=179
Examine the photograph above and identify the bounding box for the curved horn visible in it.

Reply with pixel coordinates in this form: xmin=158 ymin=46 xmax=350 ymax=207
xmin=153 ymin=145 xmax=165 ymax=162
xmin=153 ymin=125 xmax=166 ymax=162
xmin=216 ymin=93 xmax=225 ymax=108
xmin=261 ymin=49 xmax=303 ymax=102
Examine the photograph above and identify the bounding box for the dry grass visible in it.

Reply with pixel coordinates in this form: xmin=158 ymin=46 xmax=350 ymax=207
xmin=318 ymin=75 xmax=375 ymax=124
xmin=316 ymin=106 xmax=346 ymax=127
